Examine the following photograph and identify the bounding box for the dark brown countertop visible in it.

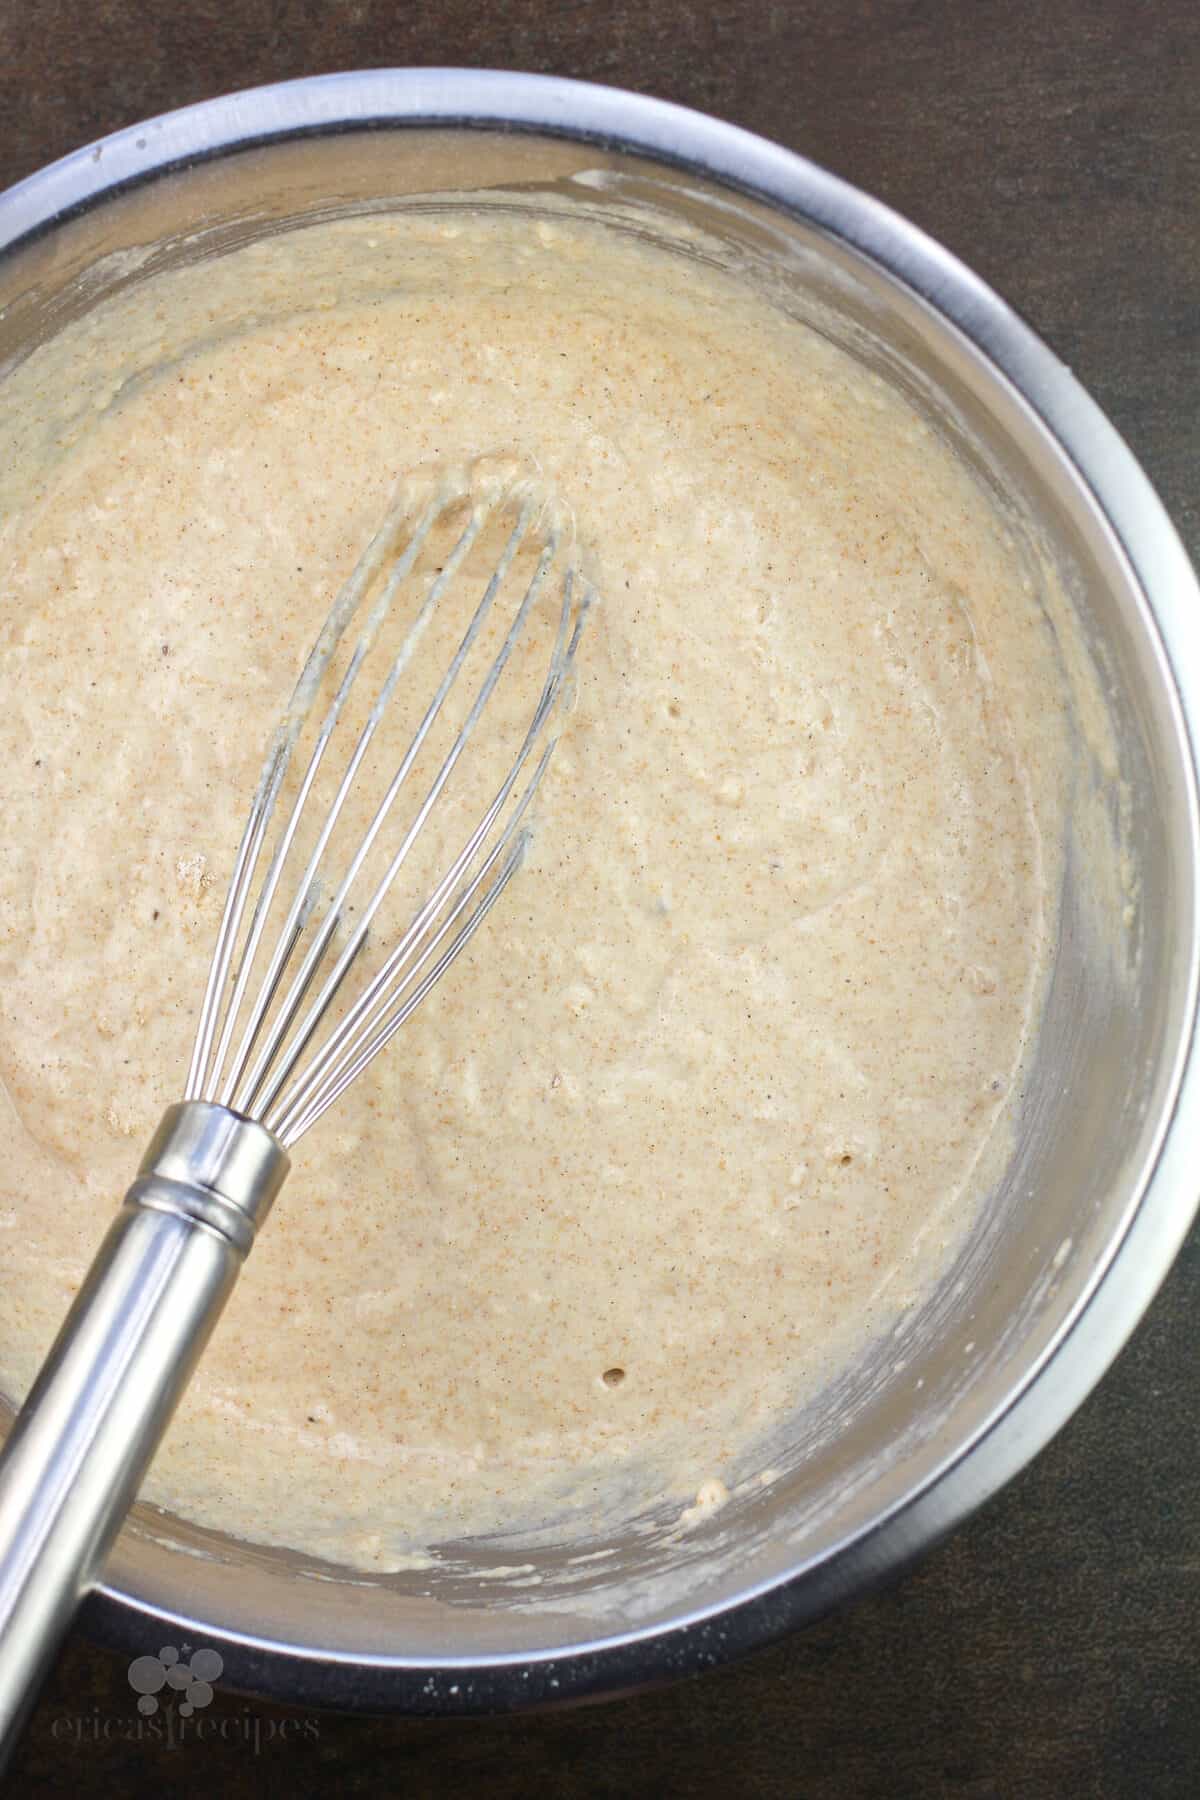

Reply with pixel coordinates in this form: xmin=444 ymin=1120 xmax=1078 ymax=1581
xmin=1 ymin=2 xmax=1197 ymax=1794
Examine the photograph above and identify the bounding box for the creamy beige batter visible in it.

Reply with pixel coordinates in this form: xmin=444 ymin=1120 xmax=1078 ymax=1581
xmin=0 ymin=207 xmax=1074 ymax=1568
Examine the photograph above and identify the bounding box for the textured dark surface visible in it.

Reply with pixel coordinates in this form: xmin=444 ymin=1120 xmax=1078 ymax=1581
xmin=1 ymin=1 xmax=1197 ymax=1794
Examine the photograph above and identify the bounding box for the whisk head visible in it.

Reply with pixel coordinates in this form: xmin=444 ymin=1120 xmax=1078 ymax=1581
xmin=183 ymin=456 xmax=592 ymax=1148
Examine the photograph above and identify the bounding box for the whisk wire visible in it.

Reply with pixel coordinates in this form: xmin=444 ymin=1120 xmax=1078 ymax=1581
xmin=271 ymin=566 xmax=584 ymax=1142
xmin=209 ymin=492 xmax=453 ymax=1109
xmin=184 ymin=487 xmax=440 ymax=1102
xmin=232 ymin=495 xmax=542 ymax=1122
xmin=185 ymin=461 xmax=589 ymax=1146
xmin=277 ymin=812 xmax=532 ymax=1143
xmin=214 ymin=489 xmax=492 ymax=1111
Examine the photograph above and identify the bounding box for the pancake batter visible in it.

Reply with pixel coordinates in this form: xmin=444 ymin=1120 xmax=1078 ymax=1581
xmin=0 ymin=207 xmax=1073 ymax=1567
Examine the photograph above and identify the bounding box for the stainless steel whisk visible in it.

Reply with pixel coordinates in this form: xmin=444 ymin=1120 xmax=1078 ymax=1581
xmin=0 ymin=456 xmax=591 ymax=1750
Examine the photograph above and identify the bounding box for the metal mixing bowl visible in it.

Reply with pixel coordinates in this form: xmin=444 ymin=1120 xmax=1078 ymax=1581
xmin=1 ymin=71 xmax=1197 ymax=1712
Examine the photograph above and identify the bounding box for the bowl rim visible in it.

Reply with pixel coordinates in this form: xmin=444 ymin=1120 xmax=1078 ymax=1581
xmin=4 ymin=68 xmax=1199 ymax=1713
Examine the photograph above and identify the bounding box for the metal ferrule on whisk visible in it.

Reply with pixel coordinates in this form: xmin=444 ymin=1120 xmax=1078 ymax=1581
xmin=127 ymin=1101 xmax=290 ymax=1256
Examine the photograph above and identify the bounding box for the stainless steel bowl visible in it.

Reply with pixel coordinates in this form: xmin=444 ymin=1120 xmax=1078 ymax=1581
xmin=1 ymin=71 xmax=1197 ymax=1712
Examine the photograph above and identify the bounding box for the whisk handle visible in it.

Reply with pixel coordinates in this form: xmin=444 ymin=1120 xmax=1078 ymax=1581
xmin=0 ymin=1102 xmax=288 ymax=1759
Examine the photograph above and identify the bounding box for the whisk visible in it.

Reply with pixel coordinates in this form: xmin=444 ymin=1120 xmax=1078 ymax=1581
xmin=0 ymin=455 xmax=591 ymax=1748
